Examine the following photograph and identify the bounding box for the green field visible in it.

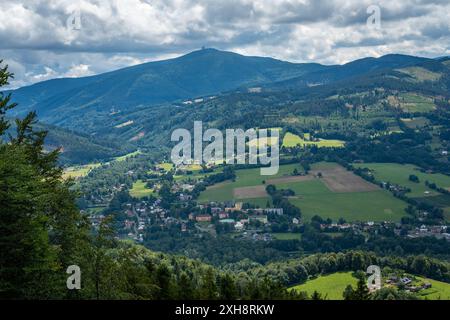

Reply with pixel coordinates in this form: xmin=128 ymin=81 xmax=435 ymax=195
xmin=282 ymin=132 xmax=345 ymax=148
xmin=290 ymin=272 xmax=450 ymax=300
xmin=63 ymin=163 xmax=101 ymax=179
xmin=130 ymin=180 xmax=154 ymax=198
xmin=290 ymin=272 xmax=357 ymax=300
xmin=398 ymin=93 xmax=436 ymax=113
xmin=199 ymin=162 xmax=407 ymax=222
xmin=400 ymin=117 xmax=429 ymax=129
xmin=272 ymin=233 xmax=302 ymax=240
xmin=115 ymin=150 xmax=142 ymax=162
xmin=397 ymin=67 xmax=442 ymax=82
xmin=288 ymin=191 xmax=406 ymax=222
xmin=198 ymin=163 xmax=303 ymax=203
xmin=354 ymin=163 xmax=450 ymax=198
xmin=277 ymin=162 xmax=406 ymax=222
xmin=157 ymin=162 xmax=174 ymax=171
xmin=416 ymin=277 xmax=450 ymax=300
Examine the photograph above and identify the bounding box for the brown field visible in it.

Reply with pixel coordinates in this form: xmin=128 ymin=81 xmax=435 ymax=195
xmin=266 ymin=175 xmax=314 ymax=184
xmin=233 ymin=185 xmax=268 ymax=199
xmin=311 ymin=166 xmax=379 ymax=193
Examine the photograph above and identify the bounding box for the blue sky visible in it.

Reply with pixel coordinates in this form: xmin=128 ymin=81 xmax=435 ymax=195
xmin=1 ymin=0 xmax=449 ymax=88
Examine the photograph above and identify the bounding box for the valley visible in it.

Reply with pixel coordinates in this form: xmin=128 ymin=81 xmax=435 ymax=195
xmin=2 ymin=48 xmax=450 ymax=300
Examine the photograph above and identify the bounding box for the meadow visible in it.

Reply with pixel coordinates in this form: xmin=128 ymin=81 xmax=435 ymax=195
xmin=114 ymin=150 xmax=142 ymax=162
xmin=130 ymin=180 xmax=154 ymax=198
xmin=397 ymin=92 xmax=436 ymax=113
xmin=353 ymin=163 xmax=450 ymax=198
xmin=62 ymin=163 xmax=101 ymax=179
xmin=290 ymin=272 xmax=450 ymax=300
xmin=415 ymin=277 xmax=450 ymax=300
xmin=63 ymin=150 xmax=142 ymax=179
xmin=282 ymin=132 xmax=345 ymax=148
xmin=197 ymin=163 xmax=303 ymax=205
xmin=199 ymin=162 xmax=408 ymax=222
xmin=290 ymin=272 xmax=357 ymax=300
xmin=272 ymin=233 xmax=302 ymax=240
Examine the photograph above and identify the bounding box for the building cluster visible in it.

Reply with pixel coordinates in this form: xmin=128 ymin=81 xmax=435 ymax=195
xmin=188 ymin=202 xmax=285 ymax=232
xmin=406 ymin=224 xmax=449 ymax=240
xmin=385 ymin=275 xmax=432 ymax=293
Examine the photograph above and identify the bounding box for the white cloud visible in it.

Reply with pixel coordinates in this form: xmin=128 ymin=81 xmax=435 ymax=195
xmin=0 ymin=0 xmax=449 ymax=88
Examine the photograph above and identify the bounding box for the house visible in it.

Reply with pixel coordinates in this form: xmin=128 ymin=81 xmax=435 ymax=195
xmin=249 ymin=215 xmax=268 ymax=224
xmin=234 ymin=221 xmax=245 ymax=231
xmin=195 ymin=214 xmax=212 ymax=222
xmin=179 ymin=193 xmax=192 ymax=201
xmin=181 ymin=184 xmax=195 ymax=192
xmin=124 ymin=220 xmax=135 ymax=230
xmin=218 ymin=212 xmax=229 ymax=219
xmin=400 ymin=277 xmax=412 ymax=285
xmin=264 ymin=208 xmax=283 ymax=215
xmin=219 ymin=219 xmax=235 ymax=224
xmin=240 ymin=218 xmax=249 ymax=224
xmin=211 ymin=207 xmax=222 ymax=214
xmin=292 ymin=217 xmax=300 ymax=225
xmin=422 ymin=282 xmax=432 ymax=289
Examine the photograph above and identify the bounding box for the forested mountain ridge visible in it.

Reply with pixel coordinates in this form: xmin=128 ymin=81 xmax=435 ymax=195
xmin=3 ymin=50 xmax=449 ymax=166
xmin=8 ymin=48 xmax=327 ymax=121
xmin=7 ymin=49 xmax=439 ymax=129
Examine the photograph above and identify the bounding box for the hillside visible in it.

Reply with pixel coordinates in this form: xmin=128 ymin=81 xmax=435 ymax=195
xmin=6 ymin=50 xmax=450 ymax=162
xmin=8 ymin=48 xmax=327 ymax=123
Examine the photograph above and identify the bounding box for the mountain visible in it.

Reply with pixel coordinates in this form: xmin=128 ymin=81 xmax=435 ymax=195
xmin=6 ymin=49 xmax=450 ymax=159
xmin=4 ymin=119 xmax=132 ymax=164
xmin=40 ymin=123 xmax=134 ymax=164
xmin=8 ymin=48 xmax=327 ymax=123
xmin=270 ymin=54 xmax=432 ymax=89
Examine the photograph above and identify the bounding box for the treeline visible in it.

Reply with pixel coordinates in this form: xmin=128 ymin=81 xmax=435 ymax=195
xmin=191 ymin=166 xmax=235 ymax=198
xmin=224 ymin=251 xmax=450 ymax=287
xmin=266 ymin=184 xmax=301 ymax=217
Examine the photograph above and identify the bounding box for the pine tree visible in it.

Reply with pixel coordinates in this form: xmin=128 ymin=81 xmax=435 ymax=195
xmin=0 ymin=61 xmax=91 ymax=299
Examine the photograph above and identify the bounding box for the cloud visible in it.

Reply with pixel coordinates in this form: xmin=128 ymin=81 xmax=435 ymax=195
xmin=0 ymin=0 xmax=449 ymax=88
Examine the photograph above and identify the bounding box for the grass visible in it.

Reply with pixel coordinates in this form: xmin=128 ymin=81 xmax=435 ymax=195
xmin=115 ymin=150 xmax=141 ymax=162
xmin=400 ymin=117 xmax=429 ymax=129
xmin=287 ymin=185 xmax=407 ymax=222
xmin=397 ymin=67 xmax=442 ymax=82
xmin=63 ymin=163 xmax=101 ymax=179
xmin=282 ymin=132 xmax=344 ymax=148
xmin=398 ymin=93 xmax=436 ymax=113
xmin=248 ymin=136 xmax=279 ymax=148
xmin=415 ymin=277 xmax=450 ymax=300
xmin=272 ymin=233 xmax=301 ymax=240
xmin=130 ymin=180 xmax=154 ymax=198
xmin=157 ymin=162 xmax=174 ymax=171
xmin=290 ymin=272 xmax=450 ymax=300
xmin=199 ymin=162 xmax=407 ymax=222
xmin=290 ymin=272 xmax=357 ymax=300
xmin=198 ymin=163 xmax=304 ymax=203
xmin=354 ymin=163 xmax=450 ymax=198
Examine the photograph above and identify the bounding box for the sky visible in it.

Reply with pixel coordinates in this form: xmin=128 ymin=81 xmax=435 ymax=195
xmin=0 ymin=0 xmax=449 ymax=89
